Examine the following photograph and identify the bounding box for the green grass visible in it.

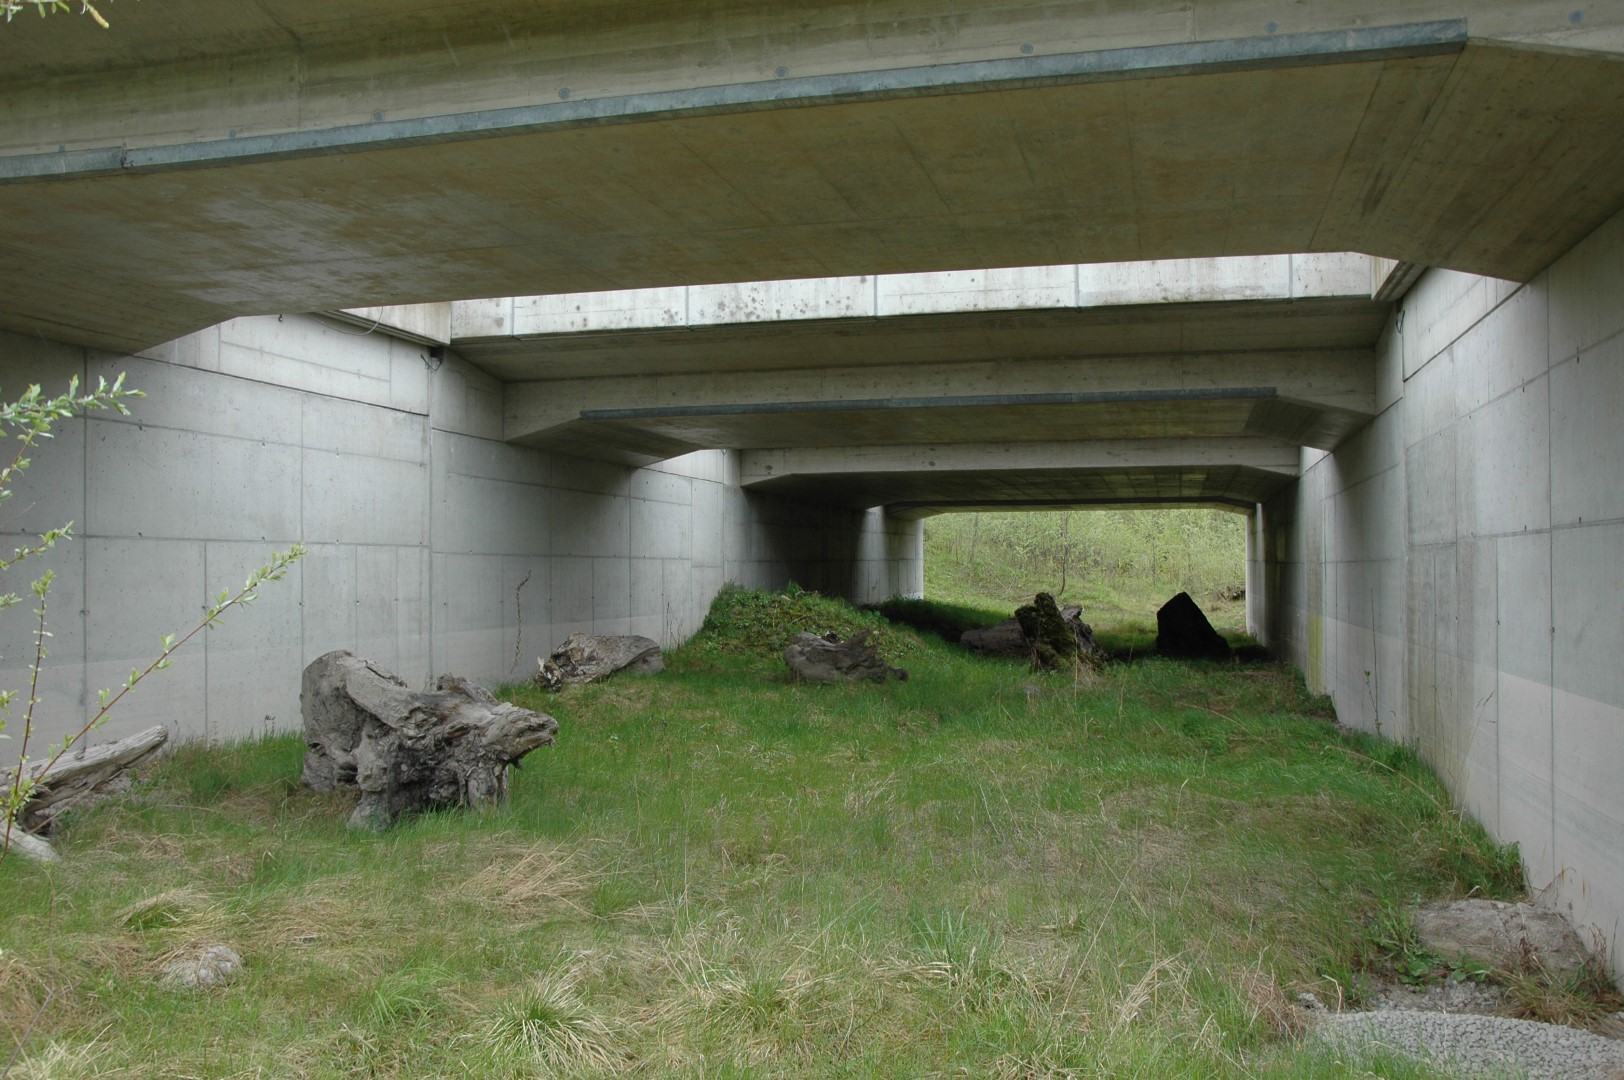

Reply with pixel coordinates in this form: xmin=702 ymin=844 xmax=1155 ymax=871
xmin=0 ymin=590 xmax=1523 ymax=1078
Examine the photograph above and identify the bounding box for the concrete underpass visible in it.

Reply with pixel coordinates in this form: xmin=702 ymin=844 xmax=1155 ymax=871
xmin=1 ymin=0 xmax=1622 ymax=981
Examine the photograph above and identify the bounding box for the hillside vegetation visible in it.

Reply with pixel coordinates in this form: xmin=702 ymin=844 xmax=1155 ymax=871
xmin=925 ymin=508 xmax=1248 ymax=629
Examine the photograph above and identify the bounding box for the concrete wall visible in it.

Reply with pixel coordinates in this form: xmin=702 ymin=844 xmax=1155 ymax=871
xmin=0 ymin=314 xmax=921 ymax=762
xmin=1263 ymin=206 xmax=1624 ymax=978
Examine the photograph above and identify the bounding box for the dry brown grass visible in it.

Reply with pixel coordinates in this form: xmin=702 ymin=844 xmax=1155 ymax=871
xmin=454 ymin=840 xmax=597 ymax=917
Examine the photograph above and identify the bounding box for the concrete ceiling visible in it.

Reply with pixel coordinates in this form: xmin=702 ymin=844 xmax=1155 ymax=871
xmin=2 ymin=16 xmax=1622 ymax=353
xmin=474 ymin=255 xmax=1381 ymax=511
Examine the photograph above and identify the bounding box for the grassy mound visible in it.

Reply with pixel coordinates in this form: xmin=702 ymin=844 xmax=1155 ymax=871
xmin=685 ymin=583 xmax=927 ymax=665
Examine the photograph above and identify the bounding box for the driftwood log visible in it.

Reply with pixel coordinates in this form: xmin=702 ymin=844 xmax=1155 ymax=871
xmin=15 ymin=723 xmax=169 ymax=835
xmin=536 ymin=633 xmax=663 ymax=691
xmin=301 ymin=651 xmax=558 ymax=831
xmin=783 ymin=630 xmax=908 ymax=684
xmin=1155 ymin=592 xmax=1233 ymax=660
xmin=4 ymin=724 xmax=170 ymax=861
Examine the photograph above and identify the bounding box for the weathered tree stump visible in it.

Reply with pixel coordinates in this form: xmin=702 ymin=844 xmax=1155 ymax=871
xmin=1016 ymin=593 xmax=1080 ymax=670
xmin=1155 ymin=592 xmax=1233 ymax=660
xmin=536 ymin=633 xmax=663 ymax=691
xmin=783 ymin=630 xmax=907 ymax=684
xmin=963 ymin=596 xmax=1100 ymax=666
xmin=301 ymin=651 xmax=557 ymax=831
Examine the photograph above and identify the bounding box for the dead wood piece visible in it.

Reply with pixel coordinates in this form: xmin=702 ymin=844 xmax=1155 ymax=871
xmin=1016 ymin=593 xmax=1082 ymax=670
xmin=16 ymin=723 xmax=169 ymax=835
xmin=300 ymin=650 xmax=558 ymax=831
xmin=961 ymin=597 xmax=1100 ymax=665
xmin=960 ymin=618 xmax=1029 ymax=658
xmin=536 ymin=633 xmax=664 ymax=691
xmin=783 ymin=629 xmax=908 ymax=684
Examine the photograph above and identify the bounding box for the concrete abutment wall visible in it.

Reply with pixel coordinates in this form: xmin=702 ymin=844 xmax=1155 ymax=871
xmin=1262 ymin=206 xmax=1624 ymax=980
xmin=0 ymin=315 xmax=922 ymax=760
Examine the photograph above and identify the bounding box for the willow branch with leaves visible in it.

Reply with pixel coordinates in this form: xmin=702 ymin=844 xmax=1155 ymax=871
xmin=1 ymin=1 xmax=111 ymax=27
xmin=1 ymin=543 xmax=306 ymax=858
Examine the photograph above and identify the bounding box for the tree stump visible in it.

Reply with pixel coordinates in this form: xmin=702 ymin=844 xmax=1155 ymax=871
xmin=965 ymin=595 xmax=1100 ymax=667
xmin=1155 ymin=592 xmax=1233 ymax=660
xmin=1016 ymin=592 xmax=1079 ymax=670
xmin=300 ymin=651 xmax=558 ymax=831
xmin=783 ymin=630 xmax=907 ymax=684
xmin=536 ymin=633 xmax=663 ymax=691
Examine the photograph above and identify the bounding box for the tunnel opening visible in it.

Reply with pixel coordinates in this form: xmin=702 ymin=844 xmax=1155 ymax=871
xmin=922 ymin=507 xmax=1249 ymax=638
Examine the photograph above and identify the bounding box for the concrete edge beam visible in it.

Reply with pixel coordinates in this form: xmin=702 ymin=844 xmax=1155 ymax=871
xmin=739 ymin=438 xmax=1303 ymax=487
xmin=452 ymin=254 xmax=1377 ymax=339
xmin=0 ymin=21 xmax=1465 ymax=183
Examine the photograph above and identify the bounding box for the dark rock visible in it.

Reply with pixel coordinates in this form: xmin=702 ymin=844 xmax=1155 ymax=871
xmin=301 ymin=650 xmax=557 ymax=830
xmin=536 ymin=633 xmax=664 ymax=691
xmin=783 ymin=629 xmax=907 ymax=684
xmin=1155 ymin=592 xmax=1233 ymax=660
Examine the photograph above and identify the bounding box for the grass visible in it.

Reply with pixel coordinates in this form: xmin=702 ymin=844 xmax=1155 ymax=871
xmin=0 ymin=588 xmax=1533 ymax=1078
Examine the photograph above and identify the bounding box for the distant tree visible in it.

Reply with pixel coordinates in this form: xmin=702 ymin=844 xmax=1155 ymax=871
xmin=1 ymin=1 xmax=111 ymax=28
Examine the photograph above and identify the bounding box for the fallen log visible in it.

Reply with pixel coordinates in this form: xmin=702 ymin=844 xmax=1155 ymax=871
xmin=783 ymin=630 xmax=908 ymax=684
xmin=301 ymin=651 xmax=558 ymax=831
xmin=15 ymin=723 xmax=169 ymax=835
xmin=536 ymin=633 xmax=663 ymax=691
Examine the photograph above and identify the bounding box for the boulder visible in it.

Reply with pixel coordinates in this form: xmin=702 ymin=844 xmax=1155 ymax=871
xmin=536 ymin=633 xmax=663 ymax=691
xmin=1412 ymin=899 xmax=1594 ymax=975
xmin=301 ymin=651 xmax=557 ymax=830
xmin=783 ymin=630 xmax=907 ymax=684
xmin=1155 ymin=592 xmax=1232 ymax=660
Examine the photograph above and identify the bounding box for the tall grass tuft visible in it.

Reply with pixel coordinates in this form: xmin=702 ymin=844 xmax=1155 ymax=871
xmin=474 ymin=971 xmax=623 ymax=1074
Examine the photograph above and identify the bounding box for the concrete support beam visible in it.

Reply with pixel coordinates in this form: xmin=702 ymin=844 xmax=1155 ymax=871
xmin=504 ymin=351 xmax=1376 ymax=463
xmin=740 ymin=437 xmax=1301 ymax=488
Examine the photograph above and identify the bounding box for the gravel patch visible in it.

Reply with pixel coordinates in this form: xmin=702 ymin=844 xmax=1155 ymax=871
xmin=1316 ymin=1009 xmax=1624 ymax=1080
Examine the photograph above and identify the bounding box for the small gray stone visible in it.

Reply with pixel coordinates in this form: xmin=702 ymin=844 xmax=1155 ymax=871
xmin=1412 ymin=898 xmax=1593 ymax=974
xmin=160 ymin=945 xmax=242 ymax=990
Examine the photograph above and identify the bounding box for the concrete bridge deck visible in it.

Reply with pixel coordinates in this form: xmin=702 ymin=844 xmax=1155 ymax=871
xmin=2 ymin=5 xmax=1622 ymax=352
